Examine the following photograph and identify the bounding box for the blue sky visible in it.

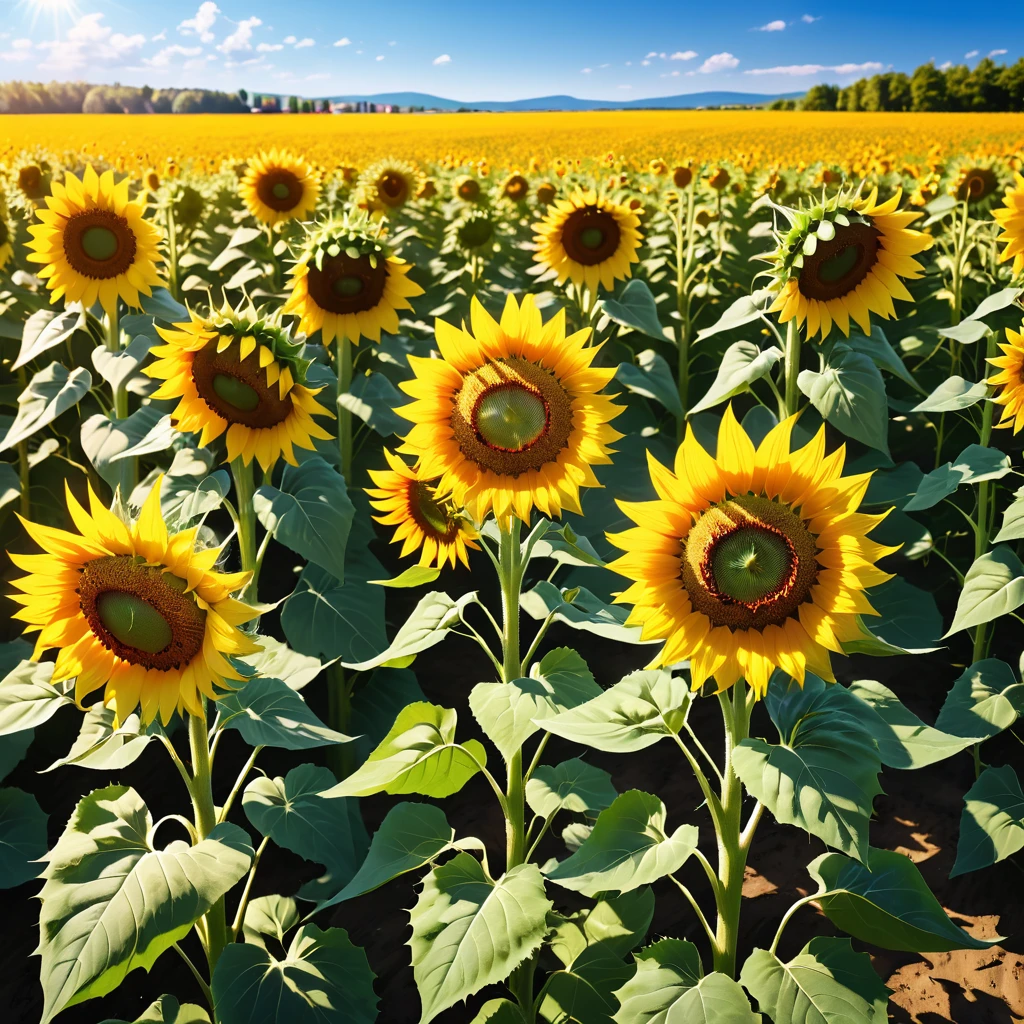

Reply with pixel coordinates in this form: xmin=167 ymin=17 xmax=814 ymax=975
xmin=0 ymin=0 xmax=1020 ymax=100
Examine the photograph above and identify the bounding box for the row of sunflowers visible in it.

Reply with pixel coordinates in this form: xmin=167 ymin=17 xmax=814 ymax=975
xmin=0 ymin=133 xmax=1023 ymax=1024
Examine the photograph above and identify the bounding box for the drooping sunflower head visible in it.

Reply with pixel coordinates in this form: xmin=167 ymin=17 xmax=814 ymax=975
xmin=283 ymin=217 xmax=424 ymax=345
xmin=366 ymin=450 xmax=480 ymax=569
xmin=9 ymin=481 xmax=260 ymax=725
xmin=24 ymin=165 xmax=164 ymax=316
xmin=449 ymin=210 xmax=496 ymax=253
xmin=993 ymin=172 xmax=1024 ymax=278
xmin=357 ymin=158 xmax=423 ymax=214
xmin=239 ymin=148 xmax=320 ymax=226
xmin=17 ymin=162 xmax=48 ymax=202
xmin=987 ymin=323 xmax=1024 ymax=434
xmin=536 ymin=182 xmax=557 ymax=206
xmin=672 ymin=166 xmax=693 ymax=190
xmin=765 ymin=184 xmax=933 ymax=342
xmin=499 ymin=172 xmax=530 ymax=203
xmin=145 ymin=299 xmax=334 ymax=471
xmin=396 ymin=294 xmax=624 ymax=524
xmin=948 ymin=159 xmax=1005 ymax=208
xmin=533 ymin=188 xmax=643 ymax=294
xmin=608 ymin=406 xmax=897 ymax=698
xmin=453 ymin=174 xmax=483 ymax=203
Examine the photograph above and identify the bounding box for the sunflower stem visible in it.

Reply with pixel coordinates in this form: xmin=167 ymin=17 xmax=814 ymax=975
xmin=971 ymin=330 xmax=999 ymax=668
xmin=165 ymin=201 xmax=180 ymax=301
xmin=676 ymin=186 xmax=696 ymax=434
xmin=782 ymin=316 xmax=802 ymax=418
xmin=15 ymin=367 xmax=30 ymax=518
xmin=105 ymin=302 xmax=136 ymax=499
xmin=336 ymin=335 xmax=353 ymax=483
xmin=229 ymin=458 xmax=258 ymax=604
xmin=327 ymin=662 xmax=355 ymax=780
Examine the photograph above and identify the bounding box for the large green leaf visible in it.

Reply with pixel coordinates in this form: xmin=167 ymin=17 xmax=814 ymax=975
xmin=539 ymin=940 xmax=635 ymax=1024
xmin=38 ymin=786 xmax=252 ymax=1022
xmin=340 ymin=370 xmax=407 ymax=436
xmin=839 ymin=578 xmax=942 ymax=656
xmin=239 ymin=636 xmax=324 ymax=691
xmin=740 ymin=937 xmax=890 ymax=1024
xmin=43 ymin=706 xmax=160 ymax=772
xmin=951 ymin=765 xmax=1024 ymax=877
xmin=521 ymin=581 xmax=647 ymax=643
xmin=0 ymin=726 xmax=33 ymax=779
xmin=81 ymin=407 xmax=168 ymax=491
xmin=904 ymin=444 xmax=1012 ymax=513
xmin=688 ymin=340 xmax=783 ymax=416
xmin=945 ymin=547 xmax=1024 ymax=636
xmin=546 ymin=790 xmax=698 ymax=896
xmin=13 ymin=308 xmax=86 ymax=370
xmin=0 ymin=786 xmax=48 ymax=888
xmin=242 ymin=895 xmax=300 ymax=948
xmin=845 ymin=325 xmax=917 ymax=389
xmin=612 ymin=939 xmax=760 ymax=1023
xmin=316 ymin=802 xmax=454 ymax=913
xmin=549 ymin=889 xmax=656 ymax=964
xmin=349 ymin=667 xmax=427 ymax=763
xmin=0 ymin=660 xmax=72 ymax=735
xmin=410 ymin=852 xmax=552 ymax=1023
xmin=0 ymin=362 xmax=92 ymax=452
xmin=254 ymin=456 xmax=354 ymax=584
xmin=324 ymin=701 xmax=485 ymax=798
xmin=616 ymin=349 xmax=684 ymax=418
xmin=695 ymin=287 xmax=774 ymax=341
xmin=242 ymin=764 xmax=368 ymax=898
xmin=994 ymin=486 xmax=1024 ymax=543
xmin=470 ymin=1000 xmax=528 ymax=1024
xmin=91 ymin=334 xmax=155 ymax=392
xmin=599 ymin=279 xmax=668 ymax=341
xmin=935 ymin=659 xmax=1024 ymax=740
xmin=526 ymin=758 xmax=618 ymax=819
xmin=99 ymin=993 xmax=211 ymax=1023
xmin=735 ymin=675 xmax=883 ymax=861
xmin=911 ymin=375 xmax=988 ymax=413
xmin=808 ymin=847 xmax=1000 ymax=952
xmin=535 ymin=669 xmax=690 ymax=752
xmin=212 ymin=924 xmax=377 ymax=1024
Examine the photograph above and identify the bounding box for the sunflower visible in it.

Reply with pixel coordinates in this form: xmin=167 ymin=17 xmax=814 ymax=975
xmin=357 ymin=158 xmax=422 ymax=214
xmin=239 ymin=148 xmax=320 ymax=226
xmin=607 ymin=407 xmax=896 ymax=697
xmin=9 ymin=481 xmax=260 ymax=725
xmin=396 ymin=293 xmax=623 ymax=523
xmin=949 ymin=162 xmax=1002 ymax=207
xmin=499 ymin=172 xmax=530 ymax=203
xmin=24 ymin=165 xmax=164 ymax=316
xmin=145 ymin=301 xmax=334 ymax=471
xmin=987 ymin=323 xmax=1024 ymax=434
xmin=993 ymin=172 xmax=1024 ymax=277
xmin=17 ymin=163 xmax=47 ymax=202
xmin=283 ymin=220 xmax=423 ymax=345
xmin=533 ymin=189 xmax=643 ymax=293
xmin=453 ymin=174 xmax=482 ymax=203
xmin=367 ymin=450 xmax=479 ymax=568
xmin=448 ymin=210 xmax=495 ymax=253
xmin=766 ymin=186 xmax=932 ymax=342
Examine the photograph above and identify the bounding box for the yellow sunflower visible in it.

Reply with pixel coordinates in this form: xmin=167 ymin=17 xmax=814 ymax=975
xmin=239 ymin=148 xmax=320 ymax=226
xmin=993 ymin=172 xmax=1024 ymax=277
xmin=283 ymin=220 xmax=423 ymax=345
xmin=24 ymin=165 xmax=164 ymax=316
xmin=766 ymin=186 xmax=932 ymax=342
xmin=396 ymin=293 xmax=624 ymax=523
xmin=357 ymin=159 xmax=423 ymax=214
xmin=498 ymin=172 xmax=530 ymax=203
xmin=607 ymin=406 xmax=896 ymax=698
xmin=949 ymin=161 xmax=1003 ymax=207
xmin=987 ymin=323 xmax=1024 ymax=434
xmin=367 ymin=450 xmax=479 ymax=569
xmin=533 ymin=189 xmax=643 ymax=293
xmin=453 ymin=174 xmax=482 ymax=203
xmin=145 ymin=302 xmax=334 ymax=471
xmin=9 ymin=481 xmax=260 ymax=725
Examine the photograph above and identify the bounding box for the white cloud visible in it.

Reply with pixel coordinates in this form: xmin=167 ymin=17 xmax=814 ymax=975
xmin=939 ymin=60 xmax=953 ymax=70
xmin=698 ymin=52 xmax=739 ymax=73
xmin=143 ymin=44 xmax=202 ymax=67
xmin=36 ymin=13 xmax=146 ymax=72
xmin=671 ymin=50 xmax=697 ymax=61
xmin=283 ymin=35 xmax=297 ymax=44
xmin=624 ymin=60 xmax=632 ymax=66
xmin=990 ymin=48 xmax=1008 ymax=57
xmin=581 ymin=67 xmax=592 ymax=73
xmin=294 ymin=38 xmax=314 ymax=48
xmin=965 ymin=50 xmax=979 ymax=58
xmin=801 ymin=14 xmax=821 ymax=23
xmin=334 ymin=37 xmax=352 ymax=47
xmin=640 ymin=59 xmax=651 ymax=66
xmin=152 ymin=31 xmax=167 ymax=42
xmin=375 ymin=54 xmax=384 ymax=61
xmin=388 ymin=40 xmax=397 ymax=46
xmin=223 ymin=56 xmax=268 ymax=68
xmin=218 ymin=16 xmax=262 ymax=54
xmin=599 ymin=63 xmax=609 ymax=68
xmin=758 ymin=20 xmax=786 ymax=31
xmin=257 ymin=43 xmax=283 ymax=52
xmin=433 ymin=53 xmax=452 ymax=65
xmin=178 ymin=3 xmax=220 ymax=44
xmin=744 ymin=60 xmax=883 ymax=76
xmin=644 ymin=50 xmax=658 ymax=58
xmin=0 ymin=39 xmax=33 ymax=63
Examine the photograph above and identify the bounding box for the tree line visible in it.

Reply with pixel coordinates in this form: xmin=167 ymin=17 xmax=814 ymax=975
xmin=769 ymin=56 xmax=1024 ymax=112
xmin=0 ymin=80 xmax=248 ymax=114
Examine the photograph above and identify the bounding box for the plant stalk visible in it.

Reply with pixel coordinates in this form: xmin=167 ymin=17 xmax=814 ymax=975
xmin=229 ymin=458 xmax=258 ymax=604
xmin=783 ymin=317 xmax=802 ymax=418
xmin=105 ymin=302 xmax=136 ymax=497
xmin=972 ymin=330 xmax=999 ymax=667
xmin=336 ymin=335 xmax=353 ymax=483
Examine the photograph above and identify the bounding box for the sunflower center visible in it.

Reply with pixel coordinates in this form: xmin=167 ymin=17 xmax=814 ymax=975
xmin=78 ymin=555 xmax=207 ymax=670
xmin=682 ymin=494 xmax=819 ymax=631
xmin=272 ymin=182 xmax=291 ymax=200
xmin=306 ymin=251 xmax=389 ymax=315
xmin=379 ymin=172 xmax=408 ymax=204
xmin=412 ymin=481 xmax=458 ymax=539
xmin=451 ymin=356 xmax=575 ymax=477
xmin=505 ymin=176 xmax=528 ymax=199
xmin=458 ymin=217 xmax=494 ymax=248
xmin=192 ymin=336 xmax=293 ymax=429
xmin=459 ymin=179 xmax=480 ymax=200
xmin=561 ymin=207 xmax=622 ymax=266
xmin=798 ymin=221 xmax=879 ymax=302
xmin=63 ymin=209 xmax=137 ymax=280
xmin=255 ymin=168 xmax=303 ymax=212
xmin=957 ymin=168 xmax=997 ymax=203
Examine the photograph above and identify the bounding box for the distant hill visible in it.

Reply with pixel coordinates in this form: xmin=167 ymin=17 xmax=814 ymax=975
xmin=325 ymin=90 xmax=805 ymax=111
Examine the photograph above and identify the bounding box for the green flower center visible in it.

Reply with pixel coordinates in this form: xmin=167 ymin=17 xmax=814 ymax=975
xmin=95 ymin=591 xmax=173 ymax=654
xmin=579 ymin=227 xmax=605 ymax=250
xmin=817 ymin=243 xmax=862 ymax=284
xmin=81 ymin=226 xmax=119 ymax=262
xmin=333 ymin=275 xmax=364 ymax=297
xmin=710 ymin=527 xmax=792 ymax=604
xmin=212 ymin=373 xmax=261 ymax=412
xmin=272 ymin=182 xmax=292 ymax=200
xmin=474 ymin=384 xmax=549 ymax=452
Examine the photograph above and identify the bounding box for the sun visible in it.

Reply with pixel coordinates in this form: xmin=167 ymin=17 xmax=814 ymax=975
xmin=17 ymin=0 xmax=81 ymax=33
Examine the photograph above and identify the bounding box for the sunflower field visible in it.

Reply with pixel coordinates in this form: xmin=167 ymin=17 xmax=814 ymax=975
xmin=1 ymin=111 xmax=1024 ymax=1024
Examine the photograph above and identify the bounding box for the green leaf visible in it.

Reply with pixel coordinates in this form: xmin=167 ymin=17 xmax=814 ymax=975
xmin=91 ymin=335 xmax=155 ymax=392
xmin=239 ymin=636 xmax=323 ymax=691
xmin=242 ymin=895 xmax=299 ymax=948
xmin=963 ymin=286 xmax=1022 ymax=322
xmin=243 ymin=765 xmax=368 ymax=897
xmin=339 ymin=370 xmax=407 ymax=436
xmin=349 ymin=667 xmax=427 ymax=763
xmin=81 ymin=407 xmax=167 ymax=490
xmin=695 ymin=287 xmax=774 ymax=341
xmin=945 ymin=548 xmax=1024 ymax=636
xmin=912 ymin=376 xmax=988 ymax=413
xmin=839 ymin=578 xmax=943 ymax=656
xmin=951 ymin=765 xmax=1024 ymax=877
xmin=521 ymin=582 xmax=647 ymax=643
xmin=370 ymin=564 xmax=442 ymax=588
xmin=161 ymin=456 xmax=230 ymax=526
xmin=212 ymin=924 xmax=378 ymax=1024
xmin=0 ymin=726 xmax=33 ymax=779
xmin=315 ymin=802 xmax=454 ymax=913
xmin=536 ymin=669 xmax=690 ymax=753
xmin=99 ymin=993 xmax=211 ymax=1023
xmin=734 ymin=675 xmax=882 ymax=861
xmin=584 ymin=889 xmax=656 ymax=959
xmin=688 ymin=340 xmax=783 ymax=416
xmin=141 ymin=288 xmax=189 ymax=321
xmin=13 ymin=308 xmax=86 ymax=370
xmin=526 ymin=759 xmax=618 ymax=819
xmin=0 ymin=786 xmax=47 ymax=888
xmin=798 ymin=344 xmax=888 ymax=454
xmin=935 ymin=659 xmax=1024 ymax=740
xmin=410 ymin=852 xmax=552 ymax=1024
xmin=38 ymin=786 xmax=252 ymax=1022
xmin=218 ymin=676 xmax=353 ymax=750
xmin=937 ymin=319 xmax=989 ymax=344
xmin=0 ymin=362 xmax=92 ymax=452
xmin=846 ymin=680 xmax=974 ymax=769
xmin=616 ymin=349 xmax=684 ymax=418
xmin=43 ymin=706 xmax=160 ymax=772
xmin=324 ymin=701 xmax=485 ymax=799
xmin=808 ymin=847 xmax=1001 ymax=952
xmin=599 ymin=279 xmax=667 ymax=341
xmin=539 ymin=940 xmax=634 ymax=1024
xmin=994 ymin=488 xmax=1024 ymax=543
xmin=612 ymin=939 xmax=760 ymax=1023
xmin=846 ymin=326 xmax=917 ymax=389
xmin=546 ymin=790 xmax=698 ymax=896
xmin=115 ymin=411 xmax=178 ymax=461
xmin=740 ymin=937 xmax=890 ymax=1024
xmin=904 ymin=444 xmax=1012 ymax=512
xmin=254 ymin=456 xmax=354 ymax=584
xmin=529 ymin=525 xmax=606 ymax=568
xmin=470 ymin=999 xmax=528 ymax=1024
xmin=0 ymin=660 xmax=72 ymax=735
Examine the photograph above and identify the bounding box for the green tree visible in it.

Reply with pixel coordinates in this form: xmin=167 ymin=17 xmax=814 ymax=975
xmin=801 ymin=84 xmax=839 ymax=111
xmin=911 ymin=63 xmax=947 ymax=111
